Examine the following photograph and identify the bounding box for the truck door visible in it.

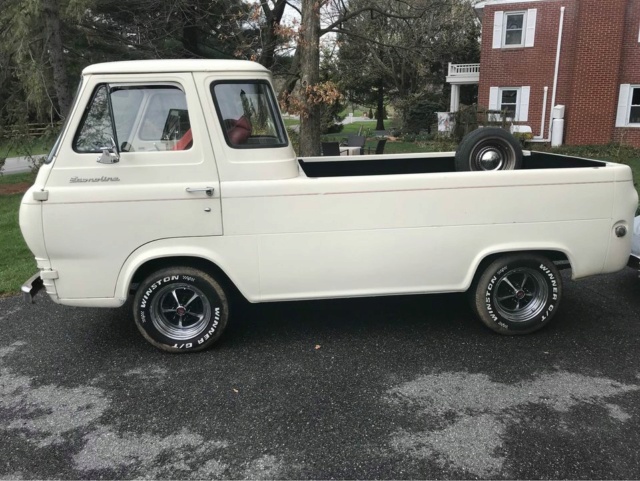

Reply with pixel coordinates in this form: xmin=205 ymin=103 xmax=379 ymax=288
xmin=42 ymin=73 xmax=222 ymax=300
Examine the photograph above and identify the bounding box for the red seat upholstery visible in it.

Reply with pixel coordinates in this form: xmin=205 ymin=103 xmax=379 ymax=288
xmin=227 ymin=116 xmax=252 ymax=145
xmin=172 ymin=129 xmax=193 ymax=151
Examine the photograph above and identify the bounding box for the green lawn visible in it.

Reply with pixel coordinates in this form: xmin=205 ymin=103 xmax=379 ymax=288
xmin=0 ymin=137 xmax=53 ymax=160
xmin=0 ymin=181 xmax=37 ymax=296
xmin=1 ymin=172 xmax=37 ymax=296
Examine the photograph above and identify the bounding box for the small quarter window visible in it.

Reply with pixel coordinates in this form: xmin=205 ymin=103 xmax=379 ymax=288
xmin=74 ymin=85 xmax=114 ymax=153
xmin=211 ymin=81 xmax=287 ymax=149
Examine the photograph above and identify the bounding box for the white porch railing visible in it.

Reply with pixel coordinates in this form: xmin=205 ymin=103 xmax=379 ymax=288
xmin=448 ymin=62 xmax=480 ymax=77
xmin=447 ymin=63 xmax=480 ymax=85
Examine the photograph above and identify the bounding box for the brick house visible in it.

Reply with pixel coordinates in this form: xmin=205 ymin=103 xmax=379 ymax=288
xmin=446 ymin=0 xmax=640 ymax=147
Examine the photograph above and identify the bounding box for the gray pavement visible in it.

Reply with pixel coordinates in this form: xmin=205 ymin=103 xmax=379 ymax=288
xmin=1 ymin=156 xmax=35 ymax=175
xmin=1 ymin=269 xmax=640 ymax=479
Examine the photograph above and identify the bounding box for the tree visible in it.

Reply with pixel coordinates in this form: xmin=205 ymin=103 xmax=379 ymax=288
xmin=0 ymin=0 xmax=83 ymax=121
xmin=298 ymin=0 xmax=322 ymax=156
xmin=0 ymin=0 xmax=261 ymax=126
xmin=294 ymin=0 xmax=466 ymax=154
xmin=335 ymin=0 xmax=480 ymax=134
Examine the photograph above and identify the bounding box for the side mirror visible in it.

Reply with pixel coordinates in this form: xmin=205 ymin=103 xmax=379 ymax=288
xmin=97 ymin=137 xmax=120 ymax=164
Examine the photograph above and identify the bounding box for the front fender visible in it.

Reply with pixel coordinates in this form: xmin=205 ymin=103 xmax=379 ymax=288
xmin=114 ymin=236 xmax=260 ymax=303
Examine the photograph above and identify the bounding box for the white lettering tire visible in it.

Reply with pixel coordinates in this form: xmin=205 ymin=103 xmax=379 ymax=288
xmin=470 ymin=254 xmax=562 ymax=335
xmin=133 ymin=267 xmax=229 ymax=352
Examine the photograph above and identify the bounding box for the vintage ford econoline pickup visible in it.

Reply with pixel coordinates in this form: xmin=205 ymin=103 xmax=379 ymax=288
xmin=19 ymin=60 xmax=638 ymax=352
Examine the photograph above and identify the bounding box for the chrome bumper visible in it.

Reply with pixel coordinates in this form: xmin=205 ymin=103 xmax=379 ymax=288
xmin=22 ymin=272 xmax=44 ymax=303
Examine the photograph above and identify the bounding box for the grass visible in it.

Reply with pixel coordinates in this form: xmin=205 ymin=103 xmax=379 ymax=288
xmin=0 ymin=171 xmax=37 ymax=296
xmin=0 ymin=200 xmax=36 ymax=297
xmin=0 ymin=137 xmax=53 ymax=160
xmin=0 ymin=172 xmax=37 ymax=184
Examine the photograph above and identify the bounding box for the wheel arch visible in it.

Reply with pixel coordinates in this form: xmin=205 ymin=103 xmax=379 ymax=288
xmin=467 ymin=248 xmax=572 ymax=292
xmin=129 ymin=256 xmax=244 ymax=299
xmin=115 ymin=241 xmax=256 ymax=303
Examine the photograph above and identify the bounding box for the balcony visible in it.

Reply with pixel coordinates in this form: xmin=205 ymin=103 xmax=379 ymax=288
xmin=446 ymin=63 xmax=480 ymax=84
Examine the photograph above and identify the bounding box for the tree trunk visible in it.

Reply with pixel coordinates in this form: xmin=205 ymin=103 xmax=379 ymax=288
xmin=298 ymin=0 xmax=321 ymax=157
xmin=182 ymin=5 xmax=202 ymax=58
xmin=42 ymin=0 xmax=71 ymax=118
xmin=375 ymin=80 xmax=385 ymax=131
xmin=259 ymin=0 xmax=287 ymax=70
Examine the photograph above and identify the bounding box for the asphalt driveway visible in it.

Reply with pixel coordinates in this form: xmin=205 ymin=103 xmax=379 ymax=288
xmin=1 ymin=268 xmax=640 ymax=479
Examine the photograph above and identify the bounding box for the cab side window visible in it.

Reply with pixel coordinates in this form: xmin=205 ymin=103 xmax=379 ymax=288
xmin=73 ymin=84 xmax=193 ymax=153
xmin=211 ymin=81 xmax=287 ymax=149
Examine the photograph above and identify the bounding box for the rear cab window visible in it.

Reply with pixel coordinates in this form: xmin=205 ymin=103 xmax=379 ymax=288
xmin=210 ymin=81 xmax=287 ymax=149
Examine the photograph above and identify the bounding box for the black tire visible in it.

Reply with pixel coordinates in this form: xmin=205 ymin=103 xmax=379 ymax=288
xmin=455 ymin=127 xmax=523 ymax=171
xmin=133 ymin=266 xmax=229 ymax=352
xmin=470 ymin=254 xmax=562 ymax=335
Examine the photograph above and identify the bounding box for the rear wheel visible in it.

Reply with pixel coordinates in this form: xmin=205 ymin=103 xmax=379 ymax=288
xmin=470 ymin=254 xmax=562 ymax=335
xmin=133 ymin=266 xmax=229 ymax=352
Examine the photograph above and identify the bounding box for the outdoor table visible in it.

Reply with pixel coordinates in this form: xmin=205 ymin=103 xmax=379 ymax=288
xmin=340 ymin=146 xmax=362 ymax=156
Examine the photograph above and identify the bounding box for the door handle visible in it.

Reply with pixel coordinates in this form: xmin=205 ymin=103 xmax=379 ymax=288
xmin=186 ymin=187 xmax=215 ymax=197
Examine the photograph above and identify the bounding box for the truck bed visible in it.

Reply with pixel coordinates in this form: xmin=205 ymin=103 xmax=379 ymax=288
xmin=298 ymin=151 xmax=604 ymax=178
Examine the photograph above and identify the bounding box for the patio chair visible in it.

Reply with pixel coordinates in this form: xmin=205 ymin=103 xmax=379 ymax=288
xmin=342 ymin=134 xmax=366 ymax=155
xmin=367 ymin=138 xmax=387 ymax=155
xmin=321 ymin=142 xmax=347 ymax=156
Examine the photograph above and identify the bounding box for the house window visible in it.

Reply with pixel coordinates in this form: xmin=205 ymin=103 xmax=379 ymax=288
xmin=503 ymin=12 xmax=525 ymax=47
xmin=500 ymin=88 xmax=519 ymax=119
xmin=617 ymin=84 xmax=640 ymax=127
xmin=489 ymin=86 xmax=530 ymax=122
xmin=493 ymin=9 xmax=536 ymax=49
xmin=630 ymin=88 xmax=640 ymax=125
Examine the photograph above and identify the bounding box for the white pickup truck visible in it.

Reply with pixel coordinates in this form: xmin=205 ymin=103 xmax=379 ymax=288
xmin=19 ymin=59 xmax=638 ymax=352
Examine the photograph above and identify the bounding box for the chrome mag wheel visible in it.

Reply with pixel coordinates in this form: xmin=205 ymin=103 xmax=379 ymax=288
xmin=494 ymin=267 xmax=549 ymax=323
xmin=150 ymin=284 xmax=212 ymax=340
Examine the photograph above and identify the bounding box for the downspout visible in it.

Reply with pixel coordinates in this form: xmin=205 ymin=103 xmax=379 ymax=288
xmin=548 ymin=6 xmax=566 ymax=140
xmin=532 ymin=86 xmax=549 ymax=140
xmin=531 ymin=7 xmax=564 ymax=142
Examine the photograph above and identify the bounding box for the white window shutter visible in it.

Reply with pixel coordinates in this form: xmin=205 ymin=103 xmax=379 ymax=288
xmin=525 ymin=9 xmax=537 ymax=47
xmin=489 ymin=87 xmax=500 ymax=121
xmin=489 ymin=87 xmax=499 ymax=109
xmin=518 ymin=87 xmax=530 ymax=122
xmin=616 ymin=84 xmax=631 ymax=127
xmin=493 ymin=11 xmax=504 ymax=49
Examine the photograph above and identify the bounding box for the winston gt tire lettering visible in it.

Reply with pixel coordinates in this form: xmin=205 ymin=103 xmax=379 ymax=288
xmin=133 ymin=266 xmax=229 ymax=353
xmin=471 ymin=254 xmax=563 ymax=335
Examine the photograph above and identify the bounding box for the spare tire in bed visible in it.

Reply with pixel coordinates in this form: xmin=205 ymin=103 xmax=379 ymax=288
xmin=455 ymin=127 xmax=523 ymax=171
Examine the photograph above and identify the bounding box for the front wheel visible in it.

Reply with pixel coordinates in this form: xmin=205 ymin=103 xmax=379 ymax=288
xmin=133 ymin=266 xmax=229 ymax=352
xmin=470 ymin=254 xmax=562 ymax=335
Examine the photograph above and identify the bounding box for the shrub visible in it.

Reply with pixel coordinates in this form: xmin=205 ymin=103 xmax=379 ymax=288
xmin=397 ymin=96 xmax=442 ymax=134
